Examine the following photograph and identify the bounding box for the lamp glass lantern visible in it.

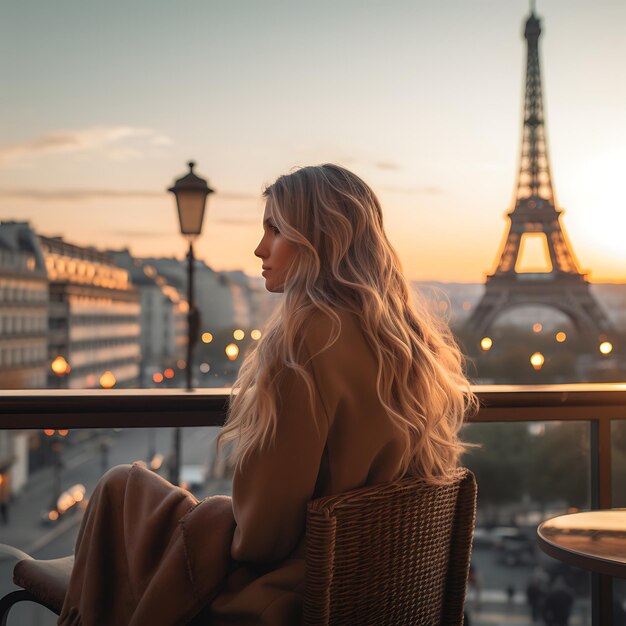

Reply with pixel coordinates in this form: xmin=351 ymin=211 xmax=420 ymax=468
xmin=168 ymin=161 xmax=214 ymax=237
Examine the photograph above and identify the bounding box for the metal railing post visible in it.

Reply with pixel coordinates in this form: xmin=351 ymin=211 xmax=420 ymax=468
xmin=590 ymin=418 xmax=613 ymax=626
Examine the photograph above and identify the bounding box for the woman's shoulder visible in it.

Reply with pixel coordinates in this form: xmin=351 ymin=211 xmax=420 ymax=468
xmin=301 ymin=307 xmax=361 ymax=356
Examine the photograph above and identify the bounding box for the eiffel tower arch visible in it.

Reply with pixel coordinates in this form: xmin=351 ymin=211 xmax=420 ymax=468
xmin=466 ymin=7 xmax=612 ymax=339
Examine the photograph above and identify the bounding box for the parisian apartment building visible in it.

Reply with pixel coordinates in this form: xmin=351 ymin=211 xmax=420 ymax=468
xmin=0 ymin=222 xmax=50 ymax=493
xmin=39 ymin=234 xmax=141 ymax=389
xmin=109 ymin=249 xmax=187 ymax=386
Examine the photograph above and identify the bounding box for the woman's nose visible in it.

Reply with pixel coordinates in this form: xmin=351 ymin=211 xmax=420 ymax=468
xmin=254 ymin=237 xmax=266 ymax=259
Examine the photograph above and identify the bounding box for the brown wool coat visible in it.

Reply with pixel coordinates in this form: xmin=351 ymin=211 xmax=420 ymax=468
xmin=209 ymin=310 xmax=407 ymax=624
xmin=58 ymin=309 xmax=406 ymax=626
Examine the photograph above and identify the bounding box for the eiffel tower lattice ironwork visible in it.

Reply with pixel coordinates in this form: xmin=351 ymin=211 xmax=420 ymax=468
xmin=466 ymin=7 xmax=612 ymax=338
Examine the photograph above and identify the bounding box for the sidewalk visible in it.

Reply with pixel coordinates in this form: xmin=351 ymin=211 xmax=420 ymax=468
xmin=466 ymin=590 xmax=589 ymax=626
xmin=0 ymin=434 xmax=111 ymax=553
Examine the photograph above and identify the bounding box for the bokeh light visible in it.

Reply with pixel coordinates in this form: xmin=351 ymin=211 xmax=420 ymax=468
xmin=225 ymin=343 xmax=240 ymax=360
xmin=201 ymin=332 xmax=213 ymax=344
xmin=530 ymin=352 xmax=545 ymax=370
xmin=51 ymin=356 xmax=70 ymax=375
xmin=555 ymin=331 xmax=567 ymax=343
xmin=480 ymin=337 xmax=493 ymax=351
xmin=599 ymin=341 xmax=613 ymax=355
xmin=99 ymin=371 xmax=116 ymax=389
xmin=153 ymin=372 xmax=164 ymax=384
xmin=251 ymin=329 xmax=262 ymax=340
xmin=233 ymin=329 xmax=245 ymax=341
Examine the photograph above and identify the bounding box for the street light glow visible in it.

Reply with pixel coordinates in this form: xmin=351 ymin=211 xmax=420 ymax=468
xmin=530 ymin=352 xmax=545 ymax=370
xmin=99 ymin=371 xmax=116 ymax=389
xmin=51 ymin=356 xmax=70 ymax=376
xmin=600 ymin=341 xmax=613 ymax=355
xmin=225 ymin=343 xmax=240 ymax=360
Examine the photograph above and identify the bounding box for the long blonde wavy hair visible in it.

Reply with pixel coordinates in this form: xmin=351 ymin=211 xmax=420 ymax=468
xmin=216 ymin=164 xmax=476 ymax=482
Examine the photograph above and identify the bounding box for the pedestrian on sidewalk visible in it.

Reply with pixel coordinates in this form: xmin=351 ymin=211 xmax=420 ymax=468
xmin=526 ymin=565 xmax=549 ymax=623
xmin=506 ymin=583 xmax=516 ymax=605
xmin=542 ymin=576 xmax=573 ymax=626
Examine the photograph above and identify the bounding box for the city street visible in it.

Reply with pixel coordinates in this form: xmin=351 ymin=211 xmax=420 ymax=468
xmin=0 ymin=425 xmax=228 ymax=625
xmin=467 ymin=546 xmax=590 ymax=625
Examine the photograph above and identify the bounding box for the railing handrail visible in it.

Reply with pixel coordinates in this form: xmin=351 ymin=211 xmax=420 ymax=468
xmin=2 ymin=383 xmax=626 ymax=429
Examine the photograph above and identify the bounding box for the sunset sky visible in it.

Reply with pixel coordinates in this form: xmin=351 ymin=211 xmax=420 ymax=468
xmin=1 ymin=0 xmax=625 ymax=282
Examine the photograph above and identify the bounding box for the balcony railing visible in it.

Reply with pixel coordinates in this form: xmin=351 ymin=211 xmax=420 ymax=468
xmin=2 ymin=382 xmax=626 ymax=625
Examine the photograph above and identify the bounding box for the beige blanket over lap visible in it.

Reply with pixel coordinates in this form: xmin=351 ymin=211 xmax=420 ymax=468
xmin=58 ymin=463 xmax=237 ymax=626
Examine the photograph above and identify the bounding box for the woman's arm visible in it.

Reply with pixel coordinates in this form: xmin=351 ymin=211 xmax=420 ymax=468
xmin=230 ymin=339 xmax=330 ymax=564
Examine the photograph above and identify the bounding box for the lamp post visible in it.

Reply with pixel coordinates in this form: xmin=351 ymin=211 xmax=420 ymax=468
xmin=167 ymin=161 xmax=214 ymax=485
xmin=44 ymin=429 xmax=68 ymax=517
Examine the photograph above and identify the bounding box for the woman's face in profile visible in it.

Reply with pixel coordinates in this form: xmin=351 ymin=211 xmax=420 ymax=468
xmin=254 ymin=199 xmax=298 ymax=293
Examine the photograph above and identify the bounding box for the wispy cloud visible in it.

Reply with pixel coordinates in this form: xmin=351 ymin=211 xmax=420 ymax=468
xmin=0 ymin=188 xmax=258 ymax=201
xmin=111 ymin=229 xmax=170 ymax=239
xmin=0 ymin=126 xmax=173 ymax=165
xmin=380 ymin=184 xmax=443 ymax=195
xmin=374 ymin=161 xmax=401 ymax=171
xmin=0 ymin=188 xmax=162 ymax=201
xmin=212 ymin=216 xmax=260 ymax=225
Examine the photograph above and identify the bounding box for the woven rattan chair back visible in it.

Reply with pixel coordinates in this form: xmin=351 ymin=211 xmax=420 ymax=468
xmin=303 ymin=467 xmax=476 ymax=626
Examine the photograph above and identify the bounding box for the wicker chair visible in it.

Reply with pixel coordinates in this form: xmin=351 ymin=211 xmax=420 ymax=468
xmin=0 ymin=468 xmax=476 ymax=625
xmin=304 ymin=468 xmax=477 ymax=626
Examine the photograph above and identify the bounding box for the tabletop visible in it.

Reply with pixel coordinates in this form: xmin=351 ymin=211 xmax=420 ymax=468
xmin=537 ymin=509 xmax=626 ymax=579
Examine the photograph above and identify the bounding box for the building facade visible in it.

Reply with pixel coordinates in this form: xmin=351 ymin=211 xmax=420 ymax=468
xmin=0 ymin=222 xmax=49 ymax=390
xmin=0 ymin=222 xmax=50 ymax=494
xmin=110 ymin=250 xmax=187 ymax=386
xmin=40 ymin=235 xmax=141 ymax=389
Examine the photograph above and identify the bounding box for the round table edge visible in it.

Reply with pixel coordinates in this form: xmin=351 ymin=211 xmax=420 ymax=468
xmin=536 ymin=524 xmax=626 ymax=579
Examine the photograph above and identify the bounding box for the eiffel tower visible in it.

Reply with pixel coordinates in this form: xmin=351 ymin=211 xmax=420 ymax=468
xmin=466 ymin=6 xmax=612 ymax=338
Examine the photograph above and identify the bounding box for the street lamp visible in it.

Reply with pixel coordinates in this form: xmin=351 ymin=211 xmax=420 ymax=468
xmin=168 ymin=161 xmax=214 ymax=485
xmin=168 ymin=161 xmax=214 ymax=390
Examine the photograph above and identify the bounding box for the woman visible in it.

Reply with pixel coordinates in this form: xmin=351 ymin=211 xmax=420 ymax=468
xmin=210 ymin=164 xmax=475 ymax=623
xmin=59 ymin=164 xmax=474 ymax=625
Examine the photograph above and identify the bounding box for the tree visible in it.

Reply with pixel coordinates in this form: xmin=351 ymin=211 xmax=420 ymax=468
xmin=463 ymin=422 xmax=532 ymax=523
